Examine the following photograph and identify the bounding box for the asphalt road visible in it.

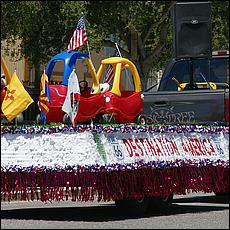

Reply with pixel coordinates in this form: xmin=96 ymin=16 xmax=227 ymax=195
xmin=1 ymin=192 xmax=229 ymax=229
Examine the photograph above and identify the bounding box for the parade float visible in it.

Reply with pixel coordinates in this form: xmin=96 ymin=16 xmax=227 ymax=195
xmin=1 ymin=51 xmax=229 ymax=215
xmin=1 ymin=4 xmax=229 ymax=213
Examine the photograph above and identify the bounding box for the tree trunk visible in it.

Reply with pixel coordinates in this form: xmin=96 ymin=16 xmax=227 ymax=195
xmin=34 ymin=62 xmax=41 ymax=89
xmin=130 ymin=31 xmax=138 ymax=61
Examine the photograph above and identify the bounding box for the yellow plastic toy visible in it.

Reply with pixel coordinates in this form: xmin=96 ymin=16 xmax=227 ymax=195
xmin=172 ymin=77 xmax=217 ymax=91
xmin=93 ymin=57 xmax=142 ymax=96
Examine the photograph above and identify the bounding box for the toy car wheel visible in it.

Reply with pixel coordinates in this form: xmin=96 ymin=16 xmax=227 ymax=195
xmin=36 ymin=114 xmax=42 ymax=124
xmin=101 ymin=113 xmax=115 ymax=124
xmin=63 ymin=113 xmax=71 ymax=125
xmin=115 ymin=196 xmax=150 ymax=215
xmin=136 ymin=114 xmax=146 ymax=125
xmin=15 ymin=113 xmax=24 ymax=124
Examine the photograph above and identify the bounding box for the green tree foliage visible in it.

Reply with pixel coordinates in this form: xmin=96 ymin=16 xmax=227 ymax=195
xmin=86 ymin=1 xmax=229 ymax=87
xmin=86 ymin=1 xmax=175 ymax=87
xmin=212 ymin=1 xmax=229 ymax=50
xmin=1 ymin=1 xmax=229 ymax=89
xmin=1 ymin=1 xmax=87 ymax=88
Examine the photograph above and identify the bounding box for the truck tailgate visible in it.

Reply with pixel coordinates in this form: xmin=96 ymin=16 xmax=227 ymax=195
xmin=143 ymin=89 xmax=226 ymax=125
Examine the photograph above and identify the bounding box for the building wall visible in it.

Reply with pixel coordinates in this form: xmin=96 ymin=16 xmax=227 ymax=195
xmin=50 ymin=50 xmax=104 ymax=87
xmin=1 ymin=39 xmax=105 ymax=87
xmin=1 ymin=40 xmax=26 ymax=83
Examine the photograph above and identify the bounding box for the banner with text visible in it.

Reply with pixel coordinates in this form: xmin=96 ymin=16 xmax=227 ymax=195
xmin=102 ymin=132 xmax=229 ymax=164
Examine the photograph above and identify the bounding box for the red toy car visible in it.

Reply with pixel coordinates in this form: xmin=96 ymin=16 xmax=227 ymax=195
xmin=36 ymin=51 xmax=105 ymax=124
xmin=93 ymin=57 xmax=144 ymax=124
xmin=37 ymin=52 xmax=144 ymax=125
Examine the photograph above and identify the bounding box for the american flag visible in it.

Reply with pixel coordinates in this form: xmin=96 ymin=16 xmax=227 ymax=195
xmin=103 ymin=46 xmax=121 ymax=83
xmin=67 ymin=16 xmax=88 ymax=51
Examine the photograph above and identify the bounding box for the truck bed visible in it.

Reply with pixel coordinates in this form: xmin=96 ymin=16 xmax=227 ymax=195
xmin=143 ymin=89 xmax=229 ymax=125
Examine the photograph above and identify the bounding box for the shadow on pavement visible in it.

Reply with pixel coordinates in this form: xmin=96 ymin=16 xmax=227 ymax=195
xmin=173 ymin=193 xmax=229 ymax=204
xmin=1 ymin=194 xmax=229 ymax=221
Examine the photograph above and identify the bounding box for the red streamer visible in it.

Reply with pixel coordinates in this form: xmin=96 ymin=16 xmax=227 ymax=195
xmin=1 ymin=165 xmax=229 ymax=202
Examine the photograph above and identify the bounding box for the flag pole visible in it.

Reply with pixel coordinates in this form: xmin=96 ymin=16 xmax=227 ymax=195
xmin=43 ymin=68 xmax=46 ymax=89
xmin=72 ymin=91 xmax=74 ymax=125
xmin=115 ymin=42 xmax=132 ymax=85
xmin=115 ymin=42 xmax=122 ymax=57
xmin=86 ymin=41 xmax=91 ymax=59
xmin=71 ymin=69 xmax=74 ymax=125
xmin=81 ymin=12 xmax=91 ymax=59
xmin=1 ymin=55 xmax=11 ymax=84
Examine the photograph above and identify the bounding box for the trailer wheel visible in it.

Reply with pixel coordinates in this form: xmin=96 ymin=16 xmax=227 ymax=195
xmin=115 ymin=197 xmax=149 ymax=215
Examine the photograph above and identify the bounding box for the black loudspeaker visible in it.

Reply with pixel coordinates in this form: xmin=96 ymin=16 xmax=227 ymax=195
xmin=173 ymin=1 xmax=212 ymax=58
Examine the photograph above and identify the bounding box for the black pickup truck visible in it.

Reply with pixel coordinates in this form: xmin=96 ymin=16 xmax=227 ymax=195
xmin=143 ymin=50 xmax=229 ymax=125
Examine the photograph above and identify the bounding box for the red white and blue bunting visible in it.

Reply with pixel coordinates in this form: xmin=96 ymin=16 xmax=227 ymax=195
xmin=1 ymin=124 xmax=229 ymax=202
xmin=1 ymin=123 xmax=229 ymax=135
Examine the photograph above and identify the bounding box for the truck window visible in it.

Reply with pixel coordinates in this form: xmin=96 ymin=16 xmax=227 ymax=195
xmin=159 ymin=56 xmax=229 ymax=91
xmin=160 ymin=60 xmax=190 ymax=91
xmin=210 ymin=58 xmax=229 ymax=84
xmin=193 ymin=58 xmax=229 ymax=84
xmin=193 ymin=59 xmax=209 ymax=82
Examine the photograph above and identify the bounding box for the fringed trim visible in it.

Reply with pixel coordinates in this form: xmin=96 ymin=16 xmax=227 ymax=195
xmin=1 ymin=124 xmax=229 ymax=135
xmin=1 ymin=164 xmax=228 ymax=202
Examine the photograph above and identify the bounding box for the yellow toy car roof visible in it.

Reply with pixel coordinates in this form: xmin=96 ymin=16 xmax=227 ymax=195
xmin=101 ymin=57 xmax=135 ymax=67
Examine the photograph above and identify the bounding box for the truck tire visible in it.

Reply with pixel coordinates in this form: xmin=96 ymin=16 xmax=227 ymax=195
xmin=148 ymin=194 xmax=173 ymax=211
xmin=213 ymin=192 xmax=229 ymax=202
xmin=115 ymin=197 xmax=149 ymax=215
xmin=214 ymin=191 xmax=229 ymax=196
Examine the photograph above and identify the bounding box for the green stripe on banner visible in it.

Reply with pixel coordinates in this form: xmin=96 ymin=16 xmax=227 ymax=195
xmin=93 ymin=133 xmax=107 ymax=163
